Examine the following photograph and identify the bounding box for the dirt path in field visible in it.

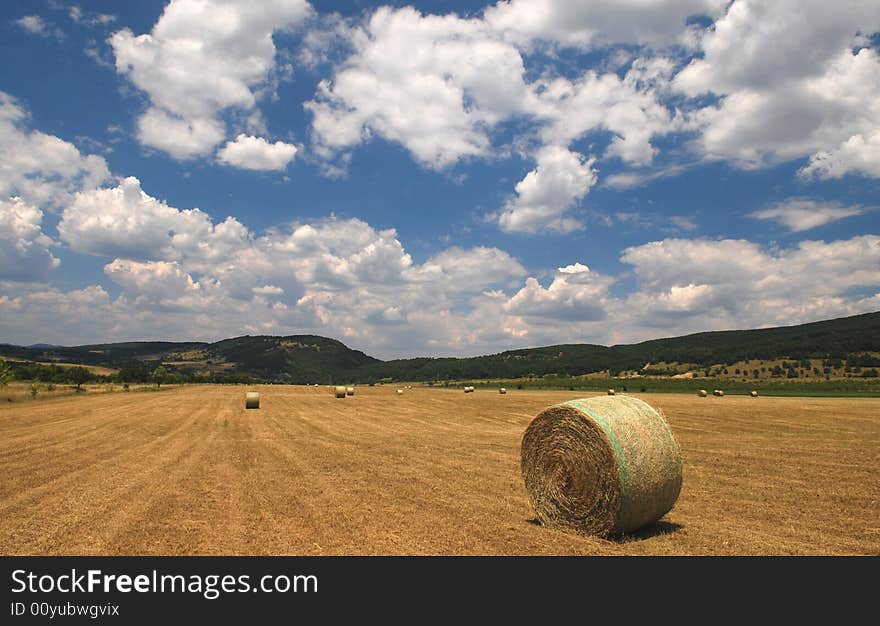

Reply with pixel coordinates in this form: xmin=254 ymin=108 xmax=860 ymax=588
xmin=0 ymin=386 xmax=877 ymax=555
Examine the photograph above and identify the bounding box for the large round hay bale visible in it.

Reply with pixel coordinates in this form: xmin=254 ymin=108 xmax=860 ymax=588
xmin=464 ymin=386 xmax=474 ymax=393
xmin=396 ymin=388 xmax=404 ymax=395
xmin=607 ymin=389 xmax=615 ymax=396
xmin=713 ymin=389 xmax=724 ymax=397
xmin=334 ymin=386 xmax=347 ymax=398
xmin=346 ymin=386 xmax=355 ymax=396
xmin=698 ymin=389 xmax=708 ymax=397
xmin=750 ymin=390 xmax=758 ymax=397
xmin=245 ymin=392 xmax=260 ymax=409
xmin=499 ymin=387 xmax=507 ymax=394
xmin=521 ymin=395 xmax=682 ymax=537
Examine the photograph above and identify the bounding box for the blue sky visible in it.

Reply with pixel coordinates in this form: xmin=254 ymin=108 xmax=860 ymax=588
xmin=1 ymin=0 xmax=878 ymax=358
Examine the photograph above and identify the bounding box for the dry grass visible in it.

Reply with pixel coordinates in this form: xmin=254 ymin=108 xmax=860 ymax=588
xmin=1 ymin=382 xmax=161 ymax=403
xmin=0 ymin=385 xmax=877 ymax=555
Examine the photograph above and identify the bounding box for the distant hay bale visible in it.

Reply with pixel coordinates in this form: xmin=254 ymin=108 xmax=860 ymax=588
xmin=499 ymin=387 xmax=507 ymax=394
xmin=521 ymin=395 xmax=682 ymax=537
xmin=245 ymin=392 xmax=260 ymax=409
xmin=396 ymin=389 xmax=404 ymax=395
xmin=698 ymin=389 xmax=708 ymax=397
xmin=464 ymin=386 xmax=474 ymax=393
xmin=334 ymin=386 xmax=347 ymax=398
xmin=346 ymin=386 xmax=355 ymax=396
xmin=713 ymin=389 xmax=724 ymax=397
xmin=607 ymin=389 xmax=615 ymax=396
xmin=750 ymin=390 xmax=758 ymax=397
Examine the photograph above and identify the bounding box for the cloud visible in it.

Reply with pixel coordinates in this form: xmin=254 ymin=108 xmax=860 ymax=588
xmin=217 ymin=134 xmax=298 ymax=171
xmin=0 ymin=197 xmax=60 ymax=282
xmin=16 ymin=15 xmax=46 ymax=34
xmin=110 ymin=0 xmax=312 ymax=159
xmin=749 ymin=199 xmax=864 ymax=232
xmin=135 ymin=109 xmax=226 ymax=161
xmin=58 ymin=176 xmax=250 ymax=262
xmin=618 ymin=235 xmax=880 ymax=331
xmin=484 ymin=0 xmax=727 ymax=49
xmin=496 ymin=146 xmax=596 ymax=233
xmin=104 ymin=259 xmax=202 ymax=301
xmin=799 ymin=130 xmax=880 ymax=179
xmin=68 ymin=5 xmax=116 ymax=26
xmin=306 ymin=6 xmax=534 ymax=170
xmin=676 ymin=1 xmax=880 ymax=175
xmin=504 ymin=263 xmax=613 ymax=321
xmin=0 ymin=92 xmax=111 ymax=210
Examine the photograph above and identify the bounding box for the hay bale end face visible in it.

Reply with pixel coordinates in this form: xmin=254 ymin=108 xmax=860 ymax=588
xmin=698 ymin=389 xmax=708 ymax=397
xmin=245 ymin=392 xmax=260 ymax=409
xmin=334 ymin=386 xmax=347 ymax=398
xmin=346 ymin=386 xmax=355 ymax=396
xmin=521 ymin=395 xmax=682 ymax=537
xmin=499 ymin=387 xmax=507 ymax=394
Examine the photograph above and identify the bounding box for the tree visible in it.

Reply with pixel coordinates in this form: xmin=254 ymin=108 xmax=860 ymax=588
xmin=152 ymin=366 xmax=168 ymax=388
xmin=67 ymin=367 xmax=91 ymax=391
xmin=0 ymin=358 xmax=12 ymax=386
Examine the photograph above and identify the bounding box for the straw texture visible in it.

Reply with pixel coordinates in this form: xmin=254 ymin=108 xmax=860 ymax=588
xmin=521 ymin=395 xmax=682 ymax=536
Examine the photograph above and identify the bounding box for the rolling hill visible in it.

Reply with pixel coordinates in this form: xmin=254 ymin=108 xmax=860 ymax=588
xmin=1 ymin=311 xmax=879 ymax=384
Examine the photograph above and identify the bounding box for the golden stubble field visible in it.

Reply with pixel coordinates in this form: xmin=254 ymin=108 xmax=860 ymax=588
xmin=0 ymin=385 xmax=877 ymax=555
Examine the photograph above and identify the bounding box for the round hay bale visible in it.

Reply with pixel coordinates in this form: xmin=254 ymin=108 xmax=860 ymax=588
xmin=713 ymin=389 xmax=724 ymax=397
xmin=396 ymin=388 xmax=404 ymax=395
xmin=750 ymin=390 xmax=758 ymax=397
xmin=346 ymin=386 xmax=355 ymax=396
xmin=245 ymin=391 xmax=260 ymax=409
xmin=521 ymin=395 xmax=682 ymax=537
xmin=334 ymin=386 xmax=347 ymax=398
xmin=698 ymin=389 xmax=708 ymax=397
xmin=499 ymin=387 xmax=507 ymax=394
xmin=607 ymin=389 xmax=615 ymax=396
xmin=464 ymin=386 xmax=474 ymax=393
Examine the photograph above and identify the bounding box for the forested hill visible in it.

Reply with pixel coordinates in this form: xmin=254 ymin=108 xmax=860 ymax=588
xmin=1 ymin=311 xmax=878 ymax=383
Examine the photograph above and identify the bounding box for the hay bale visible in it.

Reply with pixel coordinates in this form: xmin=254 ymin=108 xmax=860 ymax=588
xmin=499 ymin=387 xmax=507 ymax=394
xmin=346 ymin=386 xmax=355 ymax=396
xmin=750 ymin=390 xmax=758 ymax=397
xmin=521 ymin=395 xmax=682 ymax=537
xmin=713 ymin=389 xmax=724 ymax=397
xmin=698 ymin=389 xmax=708 ymax=397
xmin=334 ymin=386 xmax=347 ymax=398
xmin=396 ymin=389 xmax=404 ymax=395
xmin=464 ymin=386 xmax=474 ymax=393
xmin=245 ymin=391 xmax=260 ymax=409
xmin=607 ymin=389 xmax=615 ymax=396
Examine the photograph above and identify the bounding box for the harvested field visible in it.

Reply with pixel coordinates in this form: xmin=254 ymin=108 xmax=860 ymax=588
xmin=0 ymin=386 xmax=877 ymax=555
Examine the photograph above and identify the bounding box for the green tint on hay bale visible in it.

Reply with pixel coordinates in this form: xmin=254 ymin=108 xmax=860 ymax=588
xmin=698 ymin=389 xmax=708 ymax=397
xmin=521 ymin=395 xmax=682 ymax=537
xmin=245 ymin=392 xmax=260 ymax=409
xmin=334 ymin=386 xmax=347 ymax=398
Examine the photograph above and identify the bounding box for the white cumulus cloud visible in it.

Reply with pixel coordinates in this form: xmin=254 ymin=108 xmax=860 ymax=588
xmin=0 ymin=197 xmax=60 ymax=282
xmin=217 ymin=134 xmax=298 ymax=171
xmin=110 ymin=0 xmax=312 ymax=159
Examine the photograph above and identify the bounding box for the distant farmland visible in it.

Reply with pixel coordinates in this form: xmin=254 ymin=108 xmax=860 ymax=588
xmin=0 ymin=385 xmax=877 ymax=555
